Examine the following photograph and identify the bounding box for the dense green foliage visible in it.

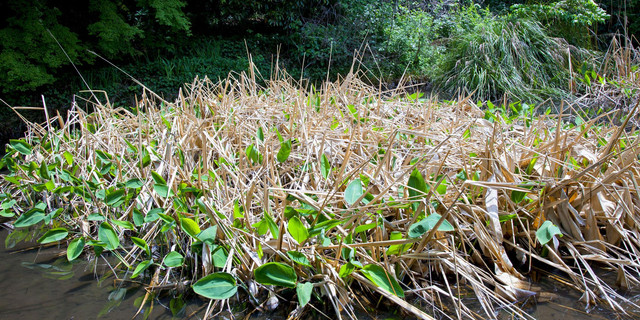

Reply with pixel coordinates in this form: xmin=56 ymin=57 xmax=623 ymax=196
xmin=437 ymin=7 xmax=576 ymax=101
xmin=510 ymin=0 xmax=609 ymax=47
xmin=0 ymin=0 xmax=619 ymax=98
xmin=2 ymin=0 xmax=637 ymax=149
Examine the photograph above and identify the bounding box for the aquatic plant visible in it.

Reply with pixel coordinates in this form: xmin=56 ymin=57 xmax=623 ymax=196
xmin=1 ymin=64 xmax=640 ymax=319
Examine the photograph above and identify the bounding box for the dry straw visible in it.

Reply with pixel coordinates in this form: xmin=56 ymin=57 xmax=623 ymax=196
xmin=2 ymin=60 xmax=640 ymax=319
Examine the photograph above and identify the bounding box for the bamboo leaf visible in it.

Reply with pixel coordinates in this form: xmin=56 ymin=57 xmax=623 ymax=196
xmin=126 ymin=178 xmax=144 ymax=189
xmin=150 ymin=171 xmax=166 ymax=184
xmin=13 ymin=207 xmax=46 ymax=228
xmin=105 ymin=189 xmax=126 ymax=207
xmin=408 ymin=169 xmax=428 ymax=200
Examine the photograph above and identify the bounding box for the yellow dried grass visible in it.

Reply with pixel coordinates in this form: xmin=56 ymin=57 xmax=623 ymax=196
xmin=3 ymin=63 xmax=640 ymax=319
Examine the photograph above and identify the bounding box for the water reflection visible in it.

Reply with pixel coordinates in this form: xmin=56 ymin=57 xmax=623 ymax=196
xmin=1 ymin=227 xmax=638 ymax=319
xmin=0 ymin=228 xmax=177 ymax=319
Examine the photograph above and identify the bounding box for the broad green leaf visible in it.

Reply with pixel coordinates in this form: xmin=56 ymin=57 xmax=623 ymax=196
xmin=408 ymin=213 xmax=455 ymax=238
xmin=131 ymin=236 xmax=151 ymax=257
xmin=192 ymin=273 xmax=237 ymax=300
xmin=153 ymin=184 xmax=173 ymax=198
xmin=435 ymin=178 xmax=447 ymax=195
xmin=33 ymin=181 xmax=54 ymax=192
xmin=67 ymin=237 xmax=85 ymax=261
xmin=287 ymin=216 xmax=309 ymax=244
xmin=233 ymin=199 xmax=244 ymax=220
xmin=95 ymin=189 xmax=106 ymax=201
xmin=499 ymin=214 xmax=518 ymax=223
xmin=95 ymin=150 xmax=113 ymax=161
xmin=256 ymin=127 xmax=264 ymax=143
xmin=344 ymin=179 xmax=363 ymax=206
xmin=536 ymin=220 xmax=563 ymax=246
xmin=308 ymin=219 xmax=344 ymax=237
xmin=361 ymin=264 xmax=404 ymax=298
xmin=211 ymin=245 xmax=228 ymax=268
xmin=252 ymin=218 xmax=269 ymax=236
xmin=62 ymin=151 xmax=74 ymax=166
xmin=0 ymin=209 xmax=14 ymax=218
xmin=387 ymin=231 xmax=411 ymax=256
xmin=354 ymin=222 xmax=377 ymax=234
xmin=264 ymin=212 xmax=279 ymax=239
xmin=197 ymin=226 xmax=217 ymax=245
xmin=277 ymin=139 xmax=292 ymax=163
xmin=126 ymin=178 xmax=144 ymax=189
xmin=10 ymin=139 xmax=32 ymax=155
xmin=254 ymin=262 xmax=297 ymax=288
xmin=320 ymin=153 xmax=331 ymax=179
xmin=13 ymin=207 xmax=46 ymax=228
xmin=150 ymin=171 xmax=166 ymax=184
xmin=347 ymin=104 xmax=358 ymax=119
xmin=37 ymin=228 xmax=68 ymax=244
xmin=157 ymin=213 xmax=173 ymax=224
xmin=88 ymin=213 xmax=105 ymax=221
xmin=39 ymin=162 xmax=50 ymax=180
xmin=105 ymin=189 xmax=126 ymax=207
xmin=44 ymin=208 xmax=62 ymax=225
xmin=132 ymin=208 xmax=144 ymax=226
xmin=132 ymin=260 xmax=153 ymax=278
xmin=144 ymin=208 xmax=163 ymax=223
xmin=2 ymin=199 xmax=16 ymax=210
xmin=163 ymin=251 xmax=184 ymax=267
xmin=3 ymin=175 xmax=21 ymax=185
xmin=111 ymin=219 xmax=135 ymax=230
xmin=408 ymin=169 xmax=428 ymax=200
xmin=339 ymin=262 xmax=356 ymax=278
xmin=245 ymin=144 xmax=262 ymax=164
xmin=296 ymin=282 xmax=314 ymax=307
xmin=180 ymin=217 xmax=201 ymax=239
xmin=511 ymin=190 xmax=527 ymax=203
xmin=287 ymin=251 xmax=311 ymax=267
xmin=98 ymin=222 xmax=120 ymax=250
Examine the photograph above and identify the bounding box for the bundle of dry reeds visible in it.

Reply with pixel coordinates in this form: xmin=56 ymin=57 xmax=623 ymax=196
xmin=2 ymin=62 xmax=640 ymax=319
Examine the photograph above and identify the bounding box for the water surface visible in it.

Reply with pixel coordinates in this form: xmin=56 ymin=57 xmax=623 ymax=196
xmin=1 ymin=228 xmax=637 ymax=319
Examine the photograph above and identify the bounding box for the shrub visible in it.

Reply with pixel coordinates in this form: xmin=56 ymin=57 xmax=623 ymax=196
xmin=379 ymin=6 xmax=445 ymax=80
xmin=436 ymin=7 xmax=577 ymax=102
xmin=510 ymin=0 xmax=609 ymax=47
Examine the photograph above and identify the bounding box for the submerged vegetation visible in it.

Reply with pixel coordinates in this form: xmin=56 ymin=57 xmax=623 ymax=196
xmin=1 ymin=44 xmax=640 ymax=318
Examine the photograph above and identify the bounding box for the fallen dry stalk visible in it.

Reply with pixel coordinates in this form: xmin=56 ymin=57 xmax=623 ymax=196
xmin=1 ymin=66 xmax=640 ymax=319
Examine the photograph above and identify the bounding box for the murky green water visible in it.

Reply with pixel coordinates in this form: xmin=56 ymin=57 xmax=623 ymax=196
xmin=1 ymin=227 xmax=637 ymax=319
xmin=0 ymin=228 xmax=209 ymax=319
